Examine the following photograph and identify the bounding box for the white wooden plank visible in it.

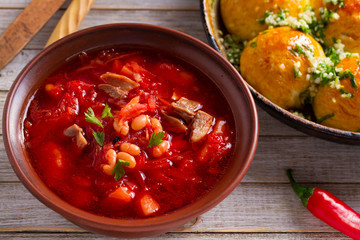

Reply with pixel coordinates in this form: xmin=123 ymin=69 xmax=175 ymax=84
xmin=0 ymin=9 xmax=206 ymax=51
xmin=0 ymin=182 xmax=359 ymax=233
xmin=0 ymin=232 xmax=350 ymax=240
xmin=0 ymin=0 xmax=199 ymax=10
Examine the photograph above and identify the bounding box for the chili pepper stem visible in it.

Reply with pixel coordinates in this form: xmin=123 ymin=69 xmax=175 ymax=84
xmin=287 ymin=169 xmax=314 ymax=207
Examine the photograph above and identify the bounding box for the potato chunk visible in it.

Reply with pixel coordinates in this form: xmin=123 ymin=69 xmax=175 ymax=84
xmin=240 ymin=27 xmax=325 ymax=109
xmin=313 ymin=56 xmax=360 ymax=131
xmin=221 ymin=0 xmax=308 ymax=40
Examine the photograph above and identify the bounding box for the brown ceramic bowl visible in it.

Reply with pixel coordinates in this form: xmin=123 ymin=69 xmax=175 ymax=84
xmin=200 ymin=0 xmax=360 ymax=144
xmin=3 ymin=23 xmax=258 ymax=238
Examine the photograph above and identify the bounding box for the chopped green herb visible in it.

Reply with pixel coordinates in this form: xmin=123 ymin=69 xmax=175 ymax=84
xmin=101 ymin=103 xmax=113 ymax=118
xmin=147 ymin=131 xmax=165 ymax=148
xmin=302 ymin=44 xmax=312 ymax=52
xmin=339 ymin=89 xmax=354 ymax=98
xmin=250 ymin=42 xmax=257 ymax=48
xmin=320 ymin=8 xmax=338 ymax=23
xmin=339 ymin=69 xmax=357 ymax=89
xmin=326 ymin=47 xmax=340 ymax=65
xmin=325 ymin=0 xmax=345 ymax=7
xmin=295 ymin=44 xmax=306 ymax=55
xmin=290 ymin=48 xmax=298 ymax=56
xmin=317 ymin=113 xmax=335 ymax=124
xmin=300 ymin=89 xmax=312 ymax=105
xmin=290 ymin=44 xmax=311 ymax=57
xmin=257 ymin=11 xmax=273 ymax=24
xmin=338 ymin=0 xmax=345 ymax=7
xmin=332 ymin=37 xmax=337 ymax=44
xmin=112 ymin=159 xmax=130 ymax=181
xmin=85 ymin=107 xmax=104 ymax=128
xmin=93 ymin=131 xmax=104 ymax=146
xmin=223 ymin=34 xmax=245 ymax=69
xmin=294 ymin=68 xmax=301 ymax=78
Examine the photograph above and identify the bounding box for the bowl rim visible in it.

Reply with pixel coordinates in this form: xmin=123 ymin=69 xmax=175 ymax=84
xmin=3 ymin=23 xmax=258 ymax=232
xmin=200 ymin=0 xmax=360 ymax=144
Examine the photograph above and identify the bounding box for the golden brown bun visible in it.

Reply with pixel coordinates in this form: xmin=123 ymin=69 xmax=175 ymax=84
xmin=324 ymin=0 xmax=360 ymax=53
xmin=313 ymin=56 xmax=360 ymax=131
xmin=240 ymin=27 xmax=325 ymax=109
xmin=220 ymin=0 xmax=308 ymax=40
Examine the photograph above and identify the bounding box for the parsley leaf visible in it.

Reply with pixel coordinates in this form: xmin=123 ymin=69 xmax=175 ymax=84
xmin=112 ymin=159 xmax=130 ymax=181
xmin=101 ymin=103 xmax=113 ymax=118
xmin=85 ymin=107 xmax=104 ymax=128
xmin=93 ymin=131 xmax=104 ymax=146
xmin=147 ymin=131 xmax=165 ymax=148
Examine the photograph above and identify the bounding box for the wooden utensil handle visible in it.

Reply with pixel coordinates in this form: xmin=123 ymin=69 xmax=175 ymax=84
xmin=45 ymin=0 xmax=95 ymax=47
xmin=0 ymin=0 xmax=66 ymax=70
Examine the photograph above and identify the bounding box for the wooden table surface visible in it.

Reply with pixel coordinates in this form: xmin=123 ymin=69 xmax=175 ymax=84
xmin=0 ymin=0 xmax=358 ymax=239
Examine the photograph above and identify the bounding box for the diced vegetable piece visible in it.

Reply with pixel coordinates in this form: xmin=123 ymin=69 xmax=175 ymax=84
xmin=139 ymin=194 xmax=160 ymax=216
xmin=108 ymin=186 xmax=134 ymax=203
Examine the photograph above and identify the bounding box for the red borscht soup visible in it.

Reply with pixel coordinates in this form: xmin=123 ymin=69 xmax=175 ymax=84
xmin=23 ymin=49 xmax=234 ymax=218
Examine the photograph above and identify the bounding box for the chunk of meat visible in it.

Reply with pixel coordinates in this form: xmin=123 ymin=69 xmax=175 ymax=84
xmin=98 ymin=84 xmax=127 ymax=99
xmin=64 ymin=124 xmax=88 ymax=149
xmin=100 ymin=72 xmax=139 ymax=91
xmin=99 ymin=72 xmax=139 ymax=99
xmin=64 ymin=124 xmax=82 ymax=137
xmin=190 ymin=110 xmax=214 ymax=143
xmin=170 ymin=97 xmax=202 ymax=123
xmin=75 ymin=131 xmax=88 ymax=149
xmin=160 ymin=111 xmax=188 ymax=133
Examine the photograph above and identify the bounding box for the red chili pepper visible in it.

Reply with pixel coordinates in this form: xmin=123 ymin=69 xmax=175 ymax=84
xmin=287 ymin=169 xmax=360 ymax=239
